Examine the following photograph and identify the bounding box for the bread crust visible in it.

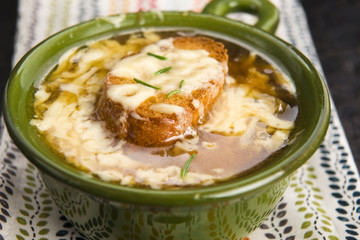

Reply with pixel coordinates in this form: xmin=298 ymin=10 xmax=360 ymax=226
xmin=96 ymin=36 xmax=228 ymax=147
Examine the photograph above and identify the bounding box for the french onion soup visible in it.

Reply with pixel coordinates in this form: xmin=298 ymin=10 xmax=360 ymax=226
xmin=31 ymin=31 xmax=297 ymax=189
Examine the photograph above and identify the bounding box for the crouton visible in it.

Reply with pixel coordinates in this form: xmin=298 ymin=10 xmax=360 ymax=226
xmin=96 ymin=36 xmax=228 ymax=146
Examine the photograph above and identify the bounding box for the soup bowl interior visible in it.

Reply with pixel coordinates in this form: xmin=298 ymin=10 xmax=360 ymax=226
xmin=3 ymin=11 xmax=330 ymax=239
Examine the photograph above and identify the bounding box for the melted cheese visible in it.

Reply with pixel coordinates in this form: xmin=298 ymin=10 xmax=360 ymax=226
xmin=108 ymin=38 xmax=224 ymax=110
xmin=107 ymin=84 xmax=155 ymax=110
xmin=149 ymin=103 xmax=185 ymax=115
xmin=31 ymin=35 xmax=296 ymax=189
xmin=191 ymin=99 xmax=200 ymax=109
xmin=201 ymin=78 xmax=294 ymax=135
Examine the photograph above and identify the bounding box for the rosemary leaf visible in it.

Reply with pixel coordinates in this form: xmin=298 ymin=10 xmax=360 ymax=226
xmin=166 ymin=89 xmax=181 ymax=99
xmin=154 ymin=66 xmax=172 ymax=75
xmin=181 ymin=153 xmax=196 ymax=178
xmin=147 ymin=52 xmax=167 ymax=60
xmin=179 ymin=79 xmax=185 ymax=89
xmin=133 ymin=78 xmax=161 ymax=90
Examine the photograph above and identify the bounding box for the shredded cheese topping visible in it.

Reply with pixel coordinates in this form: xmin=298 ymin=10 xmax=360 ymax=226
xmin=31 ymin=33 xmax=296 ymax=189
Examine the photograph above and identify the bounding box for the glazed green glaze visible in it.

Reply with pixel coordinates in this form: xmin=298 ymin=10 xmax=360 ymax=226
xmin=42 ymin=171 xmax=292 ymax=239
xmin=3 ymin=0 xmax=330 ymax=239
xmin=202 ymin=0 xmax=279 ymax=33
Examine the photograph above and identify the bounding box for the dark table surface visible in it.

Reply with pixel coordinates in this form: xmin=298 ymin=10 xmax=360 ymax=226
xmin=0 ymin=0 xmax=359 ymax=169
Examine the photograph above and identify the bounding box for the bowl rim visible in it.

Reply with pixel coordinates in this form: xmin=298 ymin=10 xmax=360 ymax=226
xmin=3 ymin=11 xmax=331 ymax=206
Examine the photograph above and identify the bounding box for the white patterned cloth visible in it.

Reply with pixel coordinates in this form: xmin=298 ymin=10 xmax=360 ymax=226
xmin=1 ymin=0 xmax=359 ymax=239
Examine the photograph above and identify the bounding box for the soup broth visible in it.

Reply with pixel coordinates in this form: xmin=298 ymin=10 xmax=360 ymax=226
xmin=31 ymin=30 xmax=297 ymax=189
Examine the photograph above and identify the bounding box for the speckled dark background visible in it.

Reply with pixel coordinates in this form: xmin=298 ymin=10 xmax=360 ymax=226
xmin=0 ymin=0 xmax=359 ymax=169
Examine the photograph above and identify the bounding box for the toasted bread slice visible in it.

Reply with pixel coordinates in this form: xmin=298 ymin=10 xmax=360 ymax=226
xmin=96 ymin=36 xmax=228 ymax=147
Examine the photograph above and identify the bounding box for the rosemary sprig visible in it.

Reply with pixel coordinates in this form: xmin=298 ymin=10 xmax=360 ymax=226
xmin=147 ymin=52 xmax=167 ymax=60
xmin=179 ymin=79 xmax=185 ymax=89
xmin=154 ymin=66 xmax=172 ymax=75
xmin=181 ymin=153 xmax=196 ymax=178
xmin=166 ymin=89 xmax=181 ymax=99
xmin=133 ymin=78 xmax=161 ymax=90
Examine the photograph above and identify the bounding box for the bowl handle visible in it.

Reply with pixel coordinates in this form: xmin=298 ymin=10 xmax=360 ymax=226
xmin=202 ymin=0 xmax=279 ymax=34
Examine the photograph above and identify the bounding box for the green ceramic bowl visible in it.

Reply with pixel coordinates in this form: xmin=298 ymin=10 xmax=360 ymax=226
xmin=3 ymin=0 xmax=330 ymax=239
